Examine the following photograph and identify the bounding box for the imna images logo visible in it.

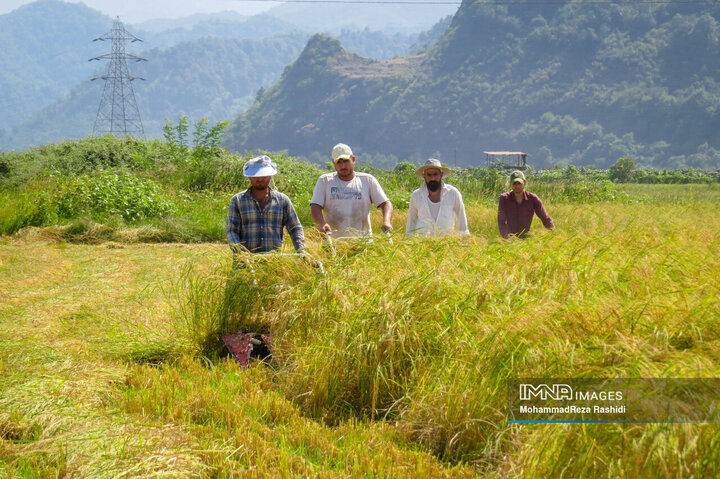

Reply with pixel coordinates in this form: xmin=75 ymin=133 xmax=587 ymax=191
xmin=519 ymin=383 xmax=573 ymax=401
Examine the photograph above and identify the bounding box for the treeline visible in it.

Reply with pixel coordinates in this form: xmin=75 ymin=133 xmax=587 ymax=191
xmin=1 ymin=136 xmax=717 ymax=241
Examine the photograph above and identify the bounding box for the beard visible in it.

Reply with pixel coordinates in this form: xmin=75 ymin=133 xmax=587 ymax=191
xmin=426 ymin=180 xmax=441 ymax=192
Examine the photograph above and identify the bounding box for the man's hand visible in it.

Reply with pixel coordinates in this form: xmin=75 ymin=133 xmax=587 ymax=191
xmin=381 ymin=222 xmax=394 ymax=233
xmin=298 ymin=249 xmax=323 ymax=270
xmin=320 ymin=223 xmax=332 ymax=233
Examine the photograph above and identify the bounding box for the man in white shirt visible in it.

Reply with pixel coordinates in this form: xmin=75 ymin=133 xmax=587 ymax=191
xmin=406 ymin=158 xmax=469 ymax=237
xmin=311 ymin=143 xmax=394 ymax=237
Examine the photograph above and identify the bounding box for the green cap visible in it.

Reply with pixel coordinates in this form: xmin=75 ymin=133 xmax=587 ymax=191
xmin=509 ymin=170 xmax=526 ymax=184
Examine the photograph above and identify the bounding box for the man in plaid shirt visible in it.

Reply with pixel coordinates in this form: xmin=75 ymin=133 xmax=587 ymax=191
xmin=226 ymin=155 xmax=306 ymax=254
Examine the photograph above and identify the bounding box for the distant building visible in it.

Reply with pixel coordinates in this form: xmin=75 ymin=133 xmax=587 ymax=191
xmin=484 ymin=151 xmax=528 ymax=170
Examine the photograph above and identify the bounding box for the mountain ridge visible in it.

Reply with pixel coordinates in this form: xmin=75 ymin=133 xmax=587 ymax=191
xmin=225 ymin=1 xmax=720 ymax=168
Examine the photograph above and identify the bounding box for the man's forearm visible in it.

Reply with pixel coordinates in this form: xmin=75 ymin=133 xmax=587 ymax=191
xmin=311 ymin=204 xmax=329 ymax=230
xmin=497 ymin=205 xmax=509 ymax=238
xmin=380 ymin=201 xmax=393 ymax=223
xmin=288 ymin=223 xmax=306 ymax=252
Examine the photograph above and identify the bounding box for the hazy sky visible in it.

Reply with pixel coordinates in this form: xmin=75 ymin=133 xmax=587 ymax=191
xmin=0 ymin=0 xmax=275 ymax=23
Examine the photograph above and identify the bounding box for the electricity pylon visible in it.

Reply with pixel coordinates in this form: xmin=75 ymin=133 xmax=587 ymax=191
xmin=89 ymin=17 xmax=147 ymax=137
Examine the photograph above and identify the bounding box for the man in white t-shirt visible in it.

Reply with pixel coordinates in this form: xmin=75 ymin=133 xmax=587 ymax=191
xmin=406 ymin=158 xmax=469 ymax=237
xmin=311 ymin=143 xmax=394 ymax=237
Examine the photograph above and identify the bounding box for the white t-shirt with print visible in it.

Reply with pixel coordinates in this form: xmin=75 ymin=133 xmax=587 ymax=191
xmin=311 ymin=172 xmax=389 ymax=237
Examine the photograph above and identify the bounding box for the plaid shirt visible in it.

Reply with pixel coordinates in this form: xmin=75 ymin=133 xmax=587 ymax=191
xmin=226 ymin=188 xmax=305 ymax=253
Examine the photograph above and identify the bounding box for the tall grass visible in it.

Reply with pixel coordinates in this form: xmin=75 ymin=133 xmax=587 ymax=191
xmin=1 ymin=239 xmax=476 ymax=477
xmin=164 ymin=198 xmax=720 ymax=473
xmin=3 ymin=137 xmax=720 ymax=475
xmin=172 ymin=257 xmax=265 ymax=358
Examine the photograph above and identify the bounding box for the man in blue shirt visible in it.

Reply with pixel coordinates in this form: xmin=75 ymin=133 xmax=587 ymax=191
xmin=226 ymin=155 xmax=306 ymax=254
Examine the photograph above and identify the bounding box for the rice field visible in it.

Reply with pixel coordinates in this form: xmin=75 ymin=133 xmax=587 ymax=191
xmin=1 ymin=185 xmax=720 ymax=477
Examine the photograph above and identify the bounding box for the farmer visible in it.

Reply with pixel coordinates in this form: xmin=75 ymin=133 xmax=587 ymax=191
xmin=226 ymin=155 xmax=306 ymax=254
xmin=310 ymin=143 xmax=393 ymax=237
xmin=497 ymin=170 xmax=555 ymax=239
xmin=406 ymin=158 xmax=469 ymax=237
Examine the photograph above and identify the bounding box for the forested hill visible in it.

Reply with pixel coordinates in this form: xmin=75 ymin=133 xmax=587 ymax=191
xmin=0 ymin=0 xmax=108 ymax=130
xmin=1 ymin=34 xmax=308 ymax=150
xmin=224 ymin=34 xmax=424 ymax=165
xmin=1 ymin=0 xmax=447 ymax=151
xmin=224 ymin=0 xmax=720 ymax=169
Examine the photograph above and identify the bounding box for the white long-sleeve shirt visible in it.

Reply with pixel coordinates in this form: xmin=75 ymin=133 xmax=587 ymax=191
xmin=406 ymin=182 xmax=469 ymax=237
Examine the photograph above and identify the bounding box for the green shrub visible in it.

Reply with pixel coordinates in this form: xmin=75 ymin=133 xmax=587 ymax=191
xmin=634 ymin=168 xmax=719 ymax=184
xmin=43 ymin=136 xmax=161 ymax=175
xmin=53 ymin=172 xmax=174 ymax=222
xmin=179 ymin=149 xmax=243 ymax=191
xmin=0 ymin=185 xmax=56 ymax=235
xmin=608 ymin=157 xmax=637 ymax=183
xmin=392 ymin=161 xmax=415 ymax=173
xmin=0 ymin=157 xmax=10 ymax=177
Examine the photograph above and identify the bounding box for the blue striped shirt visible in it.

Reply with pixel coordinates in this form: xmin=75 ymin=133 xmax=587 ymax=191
xmin=226 ymin=188 xmax=305 ymax=253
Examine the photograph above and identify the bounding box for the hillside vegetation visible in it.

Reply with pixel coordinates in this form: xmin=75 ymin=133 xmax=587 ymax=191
xmin=3 ymin=34 xmax=310 ymax=151
xmin=0 ymin=0 xmax=108 ymax=130
xmin=1 ymin=137 xmax=720 ymax=476
xmin=226 ymin=0 xmax=720 ymax=169
xmin=3 ymin=135 xmax=717 ymax=241
xmin=0 ymin=0 xmax=444 ymax=151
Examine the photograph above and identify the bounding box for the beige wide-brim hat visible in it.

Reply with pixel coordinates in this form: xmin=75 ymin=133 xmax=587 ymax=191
xmin=415 ymin=158 xmax=450 ymax=178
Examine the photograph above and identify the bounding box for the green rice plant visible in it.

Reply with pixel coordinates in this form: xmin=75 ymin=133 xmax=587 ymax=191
xmin=5 ymin=450 xmax=70 ymax=478
xmin=269 ymin=238 xmax=477 ymax=422
xmin=500 ymin=423 xmax=720 ymax=478
xmin=101 ymin=321 xmax=181 ymax=365
xmin=252 ymin=200 xmax=719 ymax=467
xmin=0 ymin=409 xmax=44 ymax=443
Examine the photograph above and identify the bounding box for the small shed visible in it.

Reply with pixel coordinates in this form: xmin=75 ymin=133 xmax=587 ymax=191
xmin=484 ymin=151 xmax=528 ymax=170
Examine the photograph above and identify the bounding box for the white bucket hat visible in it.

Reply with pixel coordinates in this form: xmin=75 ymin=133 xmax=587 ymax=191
xmin=243 ymin=155 xmax=278 ymax=177
xmin=415 ymin=158 xmax=450 ymax=178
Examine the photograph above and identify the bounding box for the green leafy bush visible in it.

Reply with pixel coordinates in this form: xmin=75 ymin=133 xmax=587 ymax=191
xmin=608 ymin=157 xmax=637 ymax=183
xmin=54 ymin=172 xmax=174 ymax=222
xmin=44 ymin=136 xmax=161 ymax=175
xmin=0 ymin=157 xmax=10 ymax=177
